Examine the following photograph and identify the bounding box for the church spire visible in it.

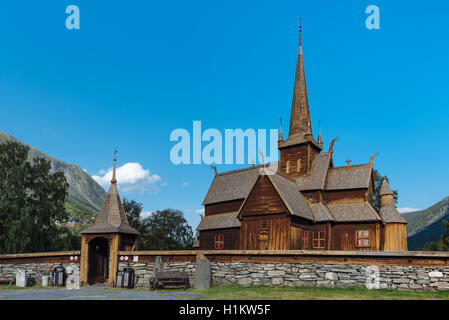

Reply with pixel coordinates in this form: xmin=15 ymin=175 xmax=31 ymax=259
xmin=287 ymin=22 xmax=313 ymax=141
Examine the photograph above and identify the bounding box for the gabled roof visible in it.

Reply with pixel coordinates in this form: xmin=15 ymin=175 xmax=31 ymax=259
xmin=296 ymin=152 xmax=331 ymax=191
xmin=197 ymin=211 xmax=240 ymax=231
xmin=81 ymin=155 xmax=139 ymax=235
xmin=325 ymin=164 xmax=372 ymax=190
xmin=310 ymin=203 xmax=335 ymax=222
xmin=326 ymin=202 xmax=381 ymax=222
xmin=268 ymin=173 xmax=314 ymax=221
xmin=202 ymin=165 xmax=261 ymax=205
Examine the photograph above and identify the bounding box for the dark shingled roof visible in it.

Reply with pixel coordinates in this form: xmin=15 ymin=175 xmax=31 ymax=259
xmin=81 ymin=158 xmax=139 ymax=235
xmin=326 ymin=202 xmax=381 ymax=222
xmin=197 ymin=211 xmax=241 ymax=231
xmin=296 ymin=152 xmax=331 ymax=191
xmin=379 ymin=206 xmax=407 ymax=224
xmin=310 ymin=203 xmax=335 ymax=222
xmin=269 ymin=173 xmax=313 ymax=221
xmin=325 ymin=164 xmax=372 ymax=190
xmin=380 ymin=179 xmax=394 ymax=196
xmin=202 ymin=166 xmax=261 ymax=205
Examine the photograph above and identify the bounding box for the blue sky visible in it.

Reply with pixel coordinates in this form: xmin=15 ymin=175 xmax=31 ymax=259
xmin=1 ymin=1 xmax=448 ymax=230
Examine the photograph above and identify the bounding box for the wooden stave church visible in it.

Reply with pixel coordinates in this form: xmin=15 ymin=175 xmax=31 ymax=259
xmin=196 ymin=33 xmax=407 ymax=252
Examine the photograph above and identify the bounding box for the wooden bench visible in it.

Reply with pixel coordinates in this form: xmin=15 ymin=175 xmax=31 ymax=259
xmin=0 ymin=279 xmax=15 ymax=285
xmin=150 ymin=271 xmax=190 ymax=290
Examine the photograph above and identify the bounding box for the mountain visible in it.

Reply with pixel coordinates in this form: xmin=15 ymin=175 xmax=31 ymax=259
xmin=0 ymin=132 xmax=106 ymax=221
xmin=403 ymin=196 xmax=449 ymax=250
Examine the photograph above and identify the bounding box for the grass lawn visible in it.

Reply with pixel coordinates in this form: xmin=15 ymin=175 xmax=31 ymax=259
xmin=188 ymin=285 xmax=449 ymax=300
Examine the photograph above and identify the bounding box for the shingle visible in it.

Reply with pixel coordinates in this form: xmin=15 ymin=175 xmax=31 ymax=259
xmin=310 ymin=203 xmax=335 ymax=222
xmin=379 ymin=179 xmax=394 ymax=196
xmin=202 ymin=166 xmax=261 ymax=205
xmin=325 ymin=164 xmax=372 ymax=190
xmin=326 ymin=202 xmax=381 ymax=222
xmin=296 ymin=152 xmax=331 ymax=190
xmin=197 ymin=211 xmax=241 ymax=231
xmin=379 ymin=206 xmax=407 ymax=224
xmin=269 ymin=173 xmax=314 ymax=221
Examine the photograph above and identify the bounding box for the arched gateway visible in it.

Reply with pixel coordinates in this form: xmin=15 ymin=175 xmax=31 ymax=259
xmin=80 ymin=153 xmax=139 ymax=286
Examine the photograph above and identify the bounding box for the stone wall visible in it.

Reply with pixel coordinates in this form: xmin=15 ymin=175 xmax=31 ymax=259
xmin=210 ymin=262 xmax=449 ymax=291
xmin=116 ymin=258 xmax=449 ymax=291
xmin=0 ymin=262 xmax=80 ymax=286
xmin=117 ymin=261 xmax=196 ymax=288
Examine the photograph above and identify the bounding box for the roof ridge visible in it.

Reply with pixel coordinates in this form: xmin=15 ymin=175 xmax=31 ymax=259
xmin=273 ymin=171 xmax=297 ymax=183
xmin=330 ymin=163 xmax=370 ymax=170
xmin=216 ymin=163 xmax=273 ymax=176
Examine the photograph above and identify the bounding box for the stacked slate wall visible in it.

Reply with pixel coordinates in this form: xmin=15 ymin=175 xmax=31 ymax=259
xmin=115 ymin=258 xmax=449 ymax=291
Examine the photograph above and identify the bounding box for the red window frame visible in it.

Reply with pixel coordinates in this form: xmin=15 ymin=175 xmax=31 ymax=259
xmin=214 ymin=234 xmax=224 ymax=249
xmin=302 ymin=230 xmax=309 ymax=249
xmin=312 ymin=231 xmax=326 ymax=249
xmin=356 ymin=229 xmax=370 ymax=247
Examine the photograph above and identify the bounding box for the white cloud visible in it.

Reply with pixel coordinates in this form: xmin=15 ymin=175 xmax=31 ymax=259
xmin=92 ymin=162 xmax=162 ymax=193
xmin=182 ymin=182 xmax=191 ymax=186
xmin=398 ymin=207 xmax=421 ymax=214
xmin=196 ymin=208 xmax=204 ymax=214
xmin=141 ymin=211 xmax=154 ymax=218
xmin=160 ymin=182 xmax=168 ymax=187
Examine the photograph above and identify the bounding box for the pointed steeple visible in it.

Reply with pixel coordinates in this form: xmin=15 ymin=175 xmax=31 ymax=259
xmin=81 ymin=152 xmax=139 ymax=235
xmin=380 ymin=178 xmax=393 ymax=196
xmin=288 ymin=23 xmax=311 ymax=140
xmin=280 ymin=23 xmax=321 ymax=150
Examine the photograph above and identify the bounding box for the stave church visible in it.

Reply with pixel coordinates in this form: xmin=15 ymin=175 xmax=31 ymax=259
xmin=196 ymin=29 xmax=407 ymax=251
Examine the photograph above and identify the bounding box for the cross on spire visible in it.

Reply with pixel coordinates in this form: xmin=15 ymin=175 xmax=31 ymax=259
xmin=345 ymin=158 xmax=352 ymax=168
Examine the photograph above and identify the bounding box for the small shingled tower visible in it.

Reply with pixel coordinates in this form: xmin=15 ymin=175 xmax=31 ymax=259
xmin=378 ymin=179 xmax=408 ymax=250
xmin=80 ymin=152 xmax=139 ymax=287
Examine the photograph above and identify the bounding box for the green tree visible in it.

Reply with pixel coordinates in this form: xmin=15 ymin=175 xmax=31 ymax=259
xmin=372 ymin=169 xmax=399 ymax=211
xmin=144 ymin=209 xmax=194 ymax=250
xmin=122 ymin=200 xmax=194 ymax=250
xmin=419 ymin=220 xmax=449 ymax=251
xmin=0 ymin=141 xmax=69 ymax=254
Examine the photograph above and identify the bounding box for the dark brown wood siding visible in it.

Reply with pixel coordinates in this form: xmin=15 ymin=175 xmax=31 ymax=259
xmin=199 ymin=228 xmax=240 ymax=250
xmin=240 ymin=214 xmax=291 ymax=250
xmin=324 ymin=189 xmax=367 ymax=204
xmin=279 ymin=144 xmax=320 ymax=177
xmin=331 ymin=223 xmax=380 ymax=251
xmin=205 ymin=199 xmax=243 ymax=215
xmin=240 ymin=176 xmax=288 ymax=217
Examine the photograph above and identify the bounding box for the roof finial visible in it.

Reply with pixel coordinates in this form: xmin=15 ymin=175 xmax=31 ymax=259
xmin=328 ymin=136 xmax=339 ymax=154
xmin=299 ymin=19 xmax=304 ymax=47
xmin=111 ymin=149 xmax=118 ymax=184
xmin=317 ymin=120 xmax=322 ymax=146
xmin=279 ymin=117 xmax=284 ymax=141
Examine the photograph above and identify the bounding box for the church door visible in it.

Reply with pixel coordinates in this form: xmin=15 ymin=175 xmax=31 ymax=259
xmin=88 ymin=237 xmax=109 ymax=284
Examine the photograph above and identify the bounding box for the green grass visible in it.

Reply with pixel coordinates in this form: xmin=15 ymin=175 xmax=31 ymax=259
xmin=127 ymin=285 xmax=449 ymax=300
xmin=188 ymin=285 xmax=449 ymax=300
xmin=0 ymin=284 xmax=65 ymax=290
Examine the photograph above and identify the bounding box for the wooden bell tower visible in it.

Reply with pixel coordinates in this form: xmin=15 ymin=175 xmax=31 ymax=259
xmin=79 ymin=152 xmax=139 ymax=286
